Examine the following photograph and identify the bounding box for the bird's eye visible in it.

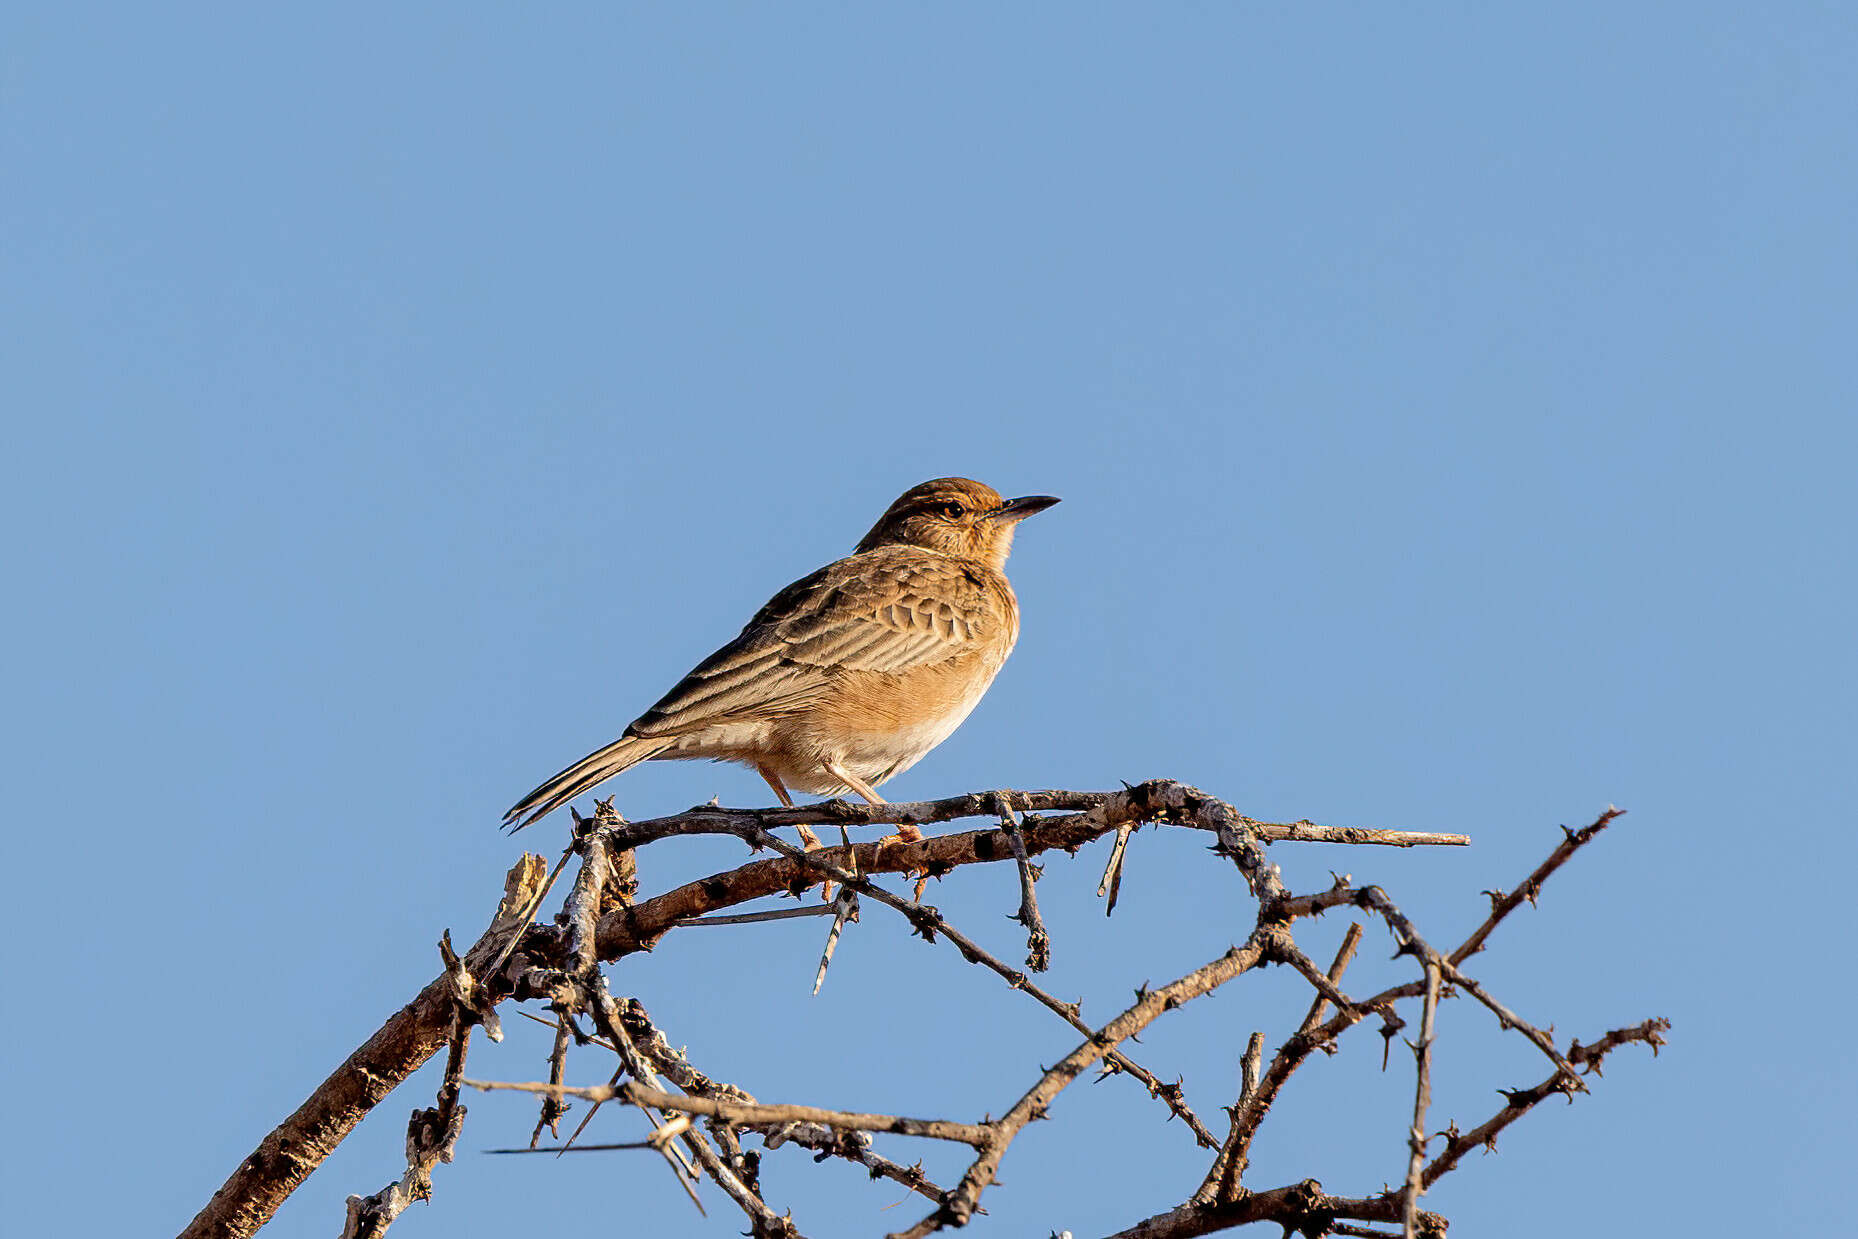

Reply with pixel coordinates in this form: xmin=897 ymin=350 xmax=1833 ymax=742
xmin=937 ymin=501 xmax=966 ymax=519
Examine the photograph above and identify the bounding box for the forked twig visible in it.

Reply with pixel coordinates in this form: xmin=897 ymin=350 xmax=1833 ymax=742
xmin=178 ymin=782 xmax=1661 ymax=1239
xmin=1402 ymin=959 xmax=1443 ymax=1239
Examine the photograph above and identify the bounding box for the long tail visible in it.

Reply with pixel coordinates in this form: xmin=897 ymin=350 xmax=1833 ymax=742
xmin=503 ymin=732 xmax=672 ymax=831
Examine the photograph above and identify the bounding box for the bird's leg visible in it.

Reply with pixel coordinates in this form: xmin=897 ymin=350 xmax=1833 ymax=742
xmin=822 ymin=759 xmax=925 ymax=884
xmin=821 ymin=759 xmax=911 ymax=825
xmin=764 ymin=763 xmax=842 ymax=902
xmin=756 ymin=764 xmax=797 ymax=808
xmin=823 ymin=761 xmax=885 ymax=805
xmin=757 ymin=764 xmax=822 ymax=851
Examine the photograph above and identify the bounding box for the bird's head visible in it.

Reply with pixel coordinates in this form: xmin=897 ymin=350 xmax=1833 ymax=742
xmin=854 ymin=477 xmax=1060 ymax=570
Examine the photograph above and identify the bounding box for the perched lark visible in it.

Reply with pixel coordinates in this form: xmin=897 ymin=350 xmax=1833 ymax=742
xmin=504 ymin=478 xmax=1059 ymax=839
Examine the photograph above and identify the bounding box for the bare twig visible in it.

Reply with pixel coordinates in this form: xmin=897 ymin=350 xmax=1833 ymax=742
xmin=1402 ymin=959 xmax=1442 ymax=1239
xmin=812 ymin=886 xmax=859 ymax=995
xmin=1423 ymin=1017 xmax=1670 ymax=1188
xmin=186 ymin=781 xmax=1670 ymax=1239
xmin=528 ymin=1012 xmax=572 ymax=1148
xmin=183 ymin=855 xmax=545 ymax=1239
xmin=1097 ymin=819 xmax=1137 ymax=914
xmin=580 ymin=976 xmax=709 ymax=1211
xmin=612 ymin=998 xmax=951 ymax=1203
xmin=757 ymin=814 xmax=1221 ymax=1148
xmin=482 ymin=845 xmax=575 ymax=988
xmin=491 ymin=1138 xmax=663 ymax=1153
xmin=338 ymin=936 xmax=486 ymax=1239
xmin=1299 ymin=923 xmax=1366 ymax=1038
xmin=561 ymin=812 xmax=616 ymax=978
xmin=550 ymin=831 xmax=714 ymax=1216
xmin=890 ymin=933 xmax=1274 ymax=1239
xmin=1351 ymin=886 xmax=1586 ymax=1092
xmin=1451 ymin=807 xmax=1623 ymax=966
xmin=760 ymin=1123 xmax=951 ymax=1204
xmin=1436 ymin=958 xmax=1583 ymax=1089
xmin=612 ymin=998 xmax=754 ymax=1103
xmin=554 ymin=1062 xmax=621 ymax=1156
xmin=995 ymin=792 xmax=1052 ymax=970
xmin=597 ymin=790 xmax=1468 ymax=851
xmin=1106 ymin=1180 xmax=1447 ymax=1239
xmin=1199 ymin=923 xmax=1365 ymax=1204
xmin=1238 ymin=1032 xmax=1264 ymax=1107
xmin=463 ymin=1078 xmax=992 ymax=1147
xmin=675 ymin=905 xmax=840 ymax=928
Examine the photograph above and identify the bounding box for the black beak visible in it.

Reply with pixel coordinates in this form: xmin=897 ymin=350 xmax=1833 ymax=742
xmin=989 ymin=494 xmax=1061 ymax=523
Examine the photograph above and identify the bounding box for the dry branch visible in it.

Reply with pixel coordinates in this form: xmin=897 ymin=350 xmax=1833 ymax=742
xmin=889 ymin=933 xmax=1277 ymax=1239
xmin=180 ymin=854 xmax=548 ymax=1239
xmin=177 ymin=781 xmax=1655 ymax=1239
xmin=1401 ymin=960 xmax=1443 ymax=1239
xmin=1451 ymin=808 xmax=1624 ymax=966
xmin=463 ymin=1079 xmax=993 ymax=1148
xmin=1422 ymin=1017 xmax=1670 ymax=1188
xmin=1104 ymin=1180 xmax=1447 ymax=1239
xmin=1200 ymin=922 xmax=1365 ymax=1204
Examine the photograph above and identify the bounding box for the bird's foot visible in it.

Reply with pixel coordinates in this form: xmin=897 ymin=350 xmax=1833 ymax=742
xmin=876 ymin=822 xmax=930 ymax=894
xmin=877 ymin=821 xmax=925 ymax=850
xmin=791 ymin=825 xmax=839 ymax=901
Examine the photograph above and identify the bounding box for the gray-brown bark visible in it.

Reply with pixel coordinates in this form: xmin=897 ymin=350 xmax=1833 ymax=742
xmin=177 ymin=781 xmax=1661 ymax=1239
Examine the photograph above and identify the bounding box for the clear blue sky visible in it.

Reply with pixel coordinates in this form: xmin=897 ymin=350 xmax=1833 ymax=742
xmin=5 ymin=6 xmax=1852 ymax=1237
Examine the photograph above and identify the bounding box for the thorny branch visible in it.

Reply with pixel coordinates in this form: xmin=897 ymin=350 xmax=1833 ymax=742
xmin=1199 ymin=922 xmax=1365 ymax=1205
xmin=994 ymin=792 xmax=1051 ymax=971
xmin=669 ymin=794 xmax=1224 ymax=1148
xmin=1421 ymin=1017 xmax=1671 ymax=1189
xmin=463 ymin=1078 xmax=995 ymax=1148
xmin=179 ymin=785 xmax=1661 ymax=1239
xmin=887 ymin=933 xmax=1277 ymax=1239
xmin=1401 ymin=959 xmax=1443 ymax=1239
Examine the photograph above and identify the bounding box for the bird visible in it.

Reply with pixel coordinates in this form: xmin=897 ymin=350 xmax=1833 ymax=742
xmin=503 ymin=477 xmax=1060 ymax=839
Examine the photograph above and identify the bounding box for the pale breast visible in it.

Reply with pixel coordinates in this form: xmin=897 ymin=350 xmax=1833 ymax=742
xmin=655 ymin=554 xmax=1023 ymax=798
xmin=791 ymin=623 xmax=1015 ymax=791
xmin=843 ymin=661 xmax=1003 ymax=783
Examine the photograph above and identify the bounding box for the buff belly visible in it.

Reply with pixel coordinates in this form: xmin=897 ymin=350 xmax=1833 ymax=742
xmin=651 ymin=660 xmax=1005 ymax=798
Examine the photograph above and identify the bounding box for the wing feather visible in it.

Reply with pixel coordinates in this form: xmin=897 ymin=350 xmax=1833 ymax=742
xmin=625 ymin=550 xmax=997 ymax=739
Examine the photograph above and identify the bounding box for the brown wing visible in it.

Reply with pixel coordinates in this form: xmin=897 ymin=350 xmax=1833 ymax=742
xmin=624 ymin=549 xmax=1000 ymax=740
